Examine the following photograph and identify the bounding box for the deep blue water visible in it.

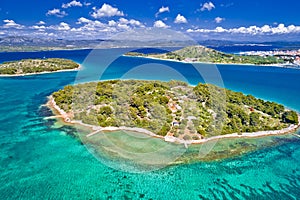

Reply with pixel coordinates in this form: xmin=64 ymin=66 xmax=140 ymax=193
xmin=1 ymin=49 xmax=300 ymax=199
xmin=0 ymin=49 xmax=91 ymax=64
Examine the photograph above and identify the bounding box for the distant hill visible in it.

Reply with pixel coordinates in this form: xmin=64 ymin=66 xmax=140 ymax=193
xmin=0 ymin=36 xmax=106 ymax=47
xmin=0 ymin=36 xmax=107 ymax=51
xmin=1 ymin=36 xmax=300 ymax=52
xmin=0 ymin=36 xmax=194 ymax=52
xmin=126 ymin=45 xmax=285 ymax=65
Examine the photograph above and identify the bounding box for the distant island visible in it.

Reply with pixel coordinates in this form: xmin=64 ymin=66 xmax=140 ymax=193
xmin=48 ymin=80 xmax=299 ymax=145
xmin=125 ymin=45 xmax=286 ymax=65
xmin=0 ymin=58 xmax=80 ymax=76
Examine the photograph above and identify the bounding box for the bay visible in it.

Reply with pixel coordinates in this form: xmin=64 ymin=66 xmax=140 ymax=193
xmin=0 ymin=48 xmax=300 ymax=199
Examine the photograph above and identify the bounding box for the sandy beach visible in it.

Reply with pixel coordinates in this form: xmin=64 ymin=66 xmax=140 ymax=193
xmin=46 ymin=96 xmax=165 ymax=138
xmin=47 ymin=95 xmax=300 ymax=146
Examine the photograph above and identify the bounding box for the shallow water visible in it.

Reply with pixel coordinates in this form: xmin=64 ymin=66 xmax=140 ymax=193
xmin=1 ymin=49 xmax=300 ymax=199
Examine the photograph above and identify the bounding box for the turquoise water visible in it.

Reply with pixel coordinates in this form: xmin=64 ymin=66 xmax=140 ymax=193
xmin=1 ymin=49 xmax=300 ymax=199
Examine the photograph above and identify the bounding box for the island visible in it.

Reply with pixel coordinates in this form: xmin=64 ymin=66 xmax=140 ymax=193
xmin=0 ymin=58 xmax=80 ymax=76
xmin=125 ymin=45 xmax=286 ymax=65
xmin=47 ymin=80 xmax=299 ymax=145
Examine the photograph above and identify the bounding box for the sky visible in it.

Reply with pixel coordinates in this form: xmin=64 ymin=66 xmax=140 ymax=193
xmin=1 ymin=0 xmax=300 ymax=41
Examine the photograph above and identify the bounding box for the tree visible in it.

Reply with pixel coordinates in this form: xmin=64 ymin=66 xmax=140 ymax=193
xmin=183 ymin=135 xmax=191 ymax=140
xmin=159 ymin=96 xmax=169 ymax=104
xmin=99 ymin=106 xmax=113 ymax=116
xmin=130 ymin=96 xmax=144 ymax=108
xmin=250 ymin=112 xmax=260 ymax=126
xmin=282 ymin=111 xmax=299 ymax=124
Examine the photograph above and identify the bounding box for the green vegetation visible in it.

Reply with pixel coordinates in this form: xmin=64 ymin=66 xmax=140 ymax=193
xmin=0 ymin=58 xmax=79 ymax=75
xmin=52 ymin=80 xmax=298 ymax=140
xmin=282 ymin=111 xmax=299 ymax=124
xmin=125 ymin=45 xmax=285 ymax=65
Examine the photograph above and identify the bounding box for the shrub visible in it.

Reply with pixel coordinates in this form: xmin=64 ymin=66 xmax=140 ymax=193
xmin=183 ymin=135 xmax=191 ymax=140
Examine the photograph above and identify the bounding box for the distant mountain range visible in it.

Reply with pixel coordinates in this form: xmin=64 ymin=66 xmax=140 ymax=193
xmin=0 ymin=36 xmax=195 ymax=51
xmin=1 ymin=36 xmax=300 ymax=52
xmin=0 ymin=36 xmax=105 ymax=48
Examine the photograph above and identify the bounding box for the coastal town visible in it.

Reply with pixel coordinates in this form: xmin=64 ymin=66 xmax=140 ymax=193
xmin=238 ymin=49 xmax=300 ymax=67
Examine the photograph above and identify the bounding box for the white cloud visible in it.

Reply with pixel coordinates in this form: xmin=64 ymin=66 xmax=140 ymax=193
xmin=96 ymin=17 xmax=144 ymax=32
xmin=71 ymin=19 xmax=116 ymax=33
xmin=2 ymin=19 xmax=24 ymax=29
xmin=76 ymin=17 xmax=91 ymax=24
xmin=91 ymin=3 xmax=124 ymax=18
xmin=62 ymin=0 xmax=83 ymax=8
xmin=57 ymin=22 xmax=71 ymax=31
xmin=31 ymin=25 xmax=46 ymax=31
xmin=155 ymin=6 xmax=170 ymax=17
xmin=46 ymin=9 xmax=67 ymax=17
xmin=48 ymin=22 xmax=71 ymax=31
xmin=84 ymin=2 xmax=91 ymax=6
xmin=118 ymin=17 xmax=144 ymax=27
xmin=215 ymin=17 xmax=225 ymax=23
xmin=129 ymin=19 xmax=144 ymax=27
xmin=117 ymin=23 xmax=130 ymax=30
xmin=174 ymin=14 xmax=187 ymax=24
xmin=186 ymin=24 xmax=300 ymax=35
xmin=37 ymin=21 xmax=46 ymax=25
xmin=153 ymin=20 xmax=170 ymax=28
xmin=159 ymin=6 xmax=170 ymax=13
xmin=200 ymin=2 xmax=215 ymax=11
xmin=73 ymin=17 xmax=138 ymax=33
xmin=260 ymin=25 xmax=271 ymax=33
xmin=75 ymin=17 xmax=105 ymax=31
xmin=108 ymin=20 xmax=117 ymax=26
xmin=119 ymin=18 xmax=128 ymax=24
xmin=215 ymin=27 xmax=227 ymax=32
xmin=74 ymin=17 xmax=143 ymax=33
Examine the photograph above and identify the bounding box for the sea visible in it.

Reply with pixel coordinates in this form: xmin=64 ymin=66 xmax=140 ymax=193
xmin=1 ymin=47 xmax=300 ymax=199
